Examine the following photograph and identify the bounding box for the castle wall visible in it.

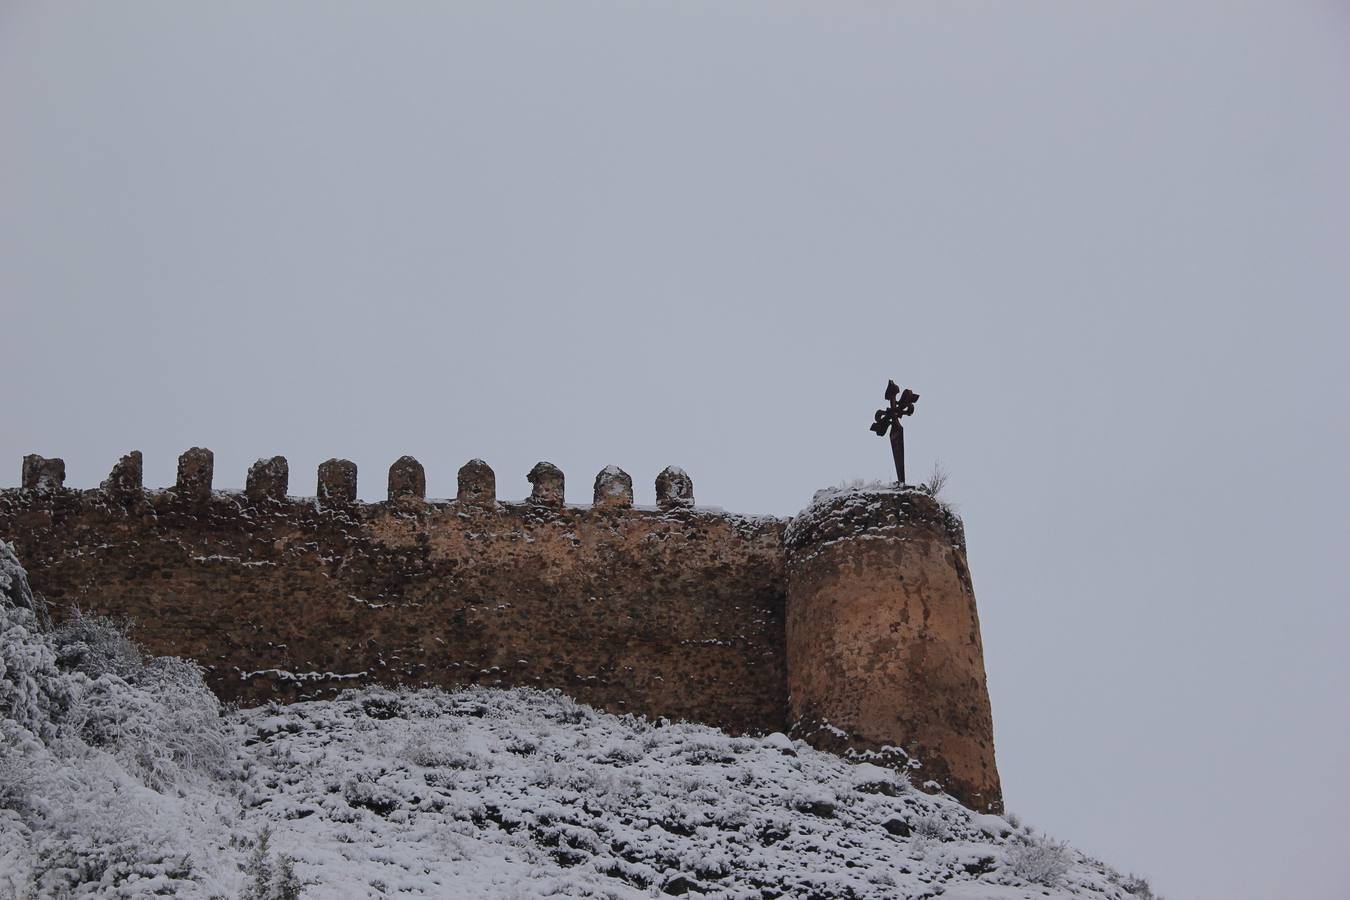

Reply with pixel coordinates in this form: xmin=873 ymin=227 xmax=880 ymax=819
xmin=1 ymin=452 xmax=1002 ymax=810
xmin=784 ymin=488 xmax=1002 ymax=813
xmin=0 ymin=454 xmax=787 ymax=736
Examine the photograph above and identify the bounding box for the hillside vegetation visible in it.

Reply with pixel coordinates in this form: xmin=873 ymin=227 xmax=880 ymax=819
xmin=0 ymin=542 xmax=1158 ymax=899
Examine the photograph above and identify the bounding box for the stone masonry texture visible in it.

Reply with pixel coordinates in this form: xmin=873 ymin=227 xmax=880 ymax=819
xmin=387 ymin=456 xmax=426 ymax=501
xmin=655 ymin=466 xmax=695 ymax=510
xmin=527 ymin=462 xmax=565 ymax=507
xmin=21 ymin=455 xmax=65 ymax=492
xmin=0 ymin=458 xmax=1001 ymax=811
xmin=102 ymin=451 xmax=143 ymax=499
xmin=317 ymin=459 xmax=358 ymax=505
xmin=784 ymin=487 xmax=1002 ymax=812
xmin=175 ymin=448 xmax=214 ymax=502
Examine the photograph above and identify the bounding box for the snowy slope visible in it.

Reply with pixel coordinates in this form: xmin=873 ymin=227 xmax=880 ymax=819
xmin=226 ymin=688 xmax=1148 ymax=900
xmin=0 ymin=542 xmax=1160 ymax=899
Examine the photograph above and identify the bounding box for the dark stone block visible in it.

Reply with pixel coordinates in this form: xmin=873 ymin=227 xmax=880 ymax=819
xmin=102 ymin=451 xmax=143 ymax=498
xmin=457 ymin=459 xmax=495 ymax=507
xmin=593 ymin=466 xmax=633 ymax=510
xmin=527 ymin=462 xmax=564 ymax=508
xmin=246 ymin=456 xmax=289 ymax=504
xmin=176 ymin=448 xmax=214 ymax=501
xmin=317 ymin=459 xmax=358 ymax=505
xmin=388 ymin=456 xmax=425 ymax=501
xmin=656 ymin=466 xmax=694 ymax=510
xmin=21 ymin=455 xmax=64 ymax=492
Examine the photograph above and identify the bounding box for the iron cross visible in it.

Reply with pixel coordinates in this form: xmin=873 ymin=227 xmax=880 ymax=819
xmin=869 ymin=380 xmax=919 ymax=483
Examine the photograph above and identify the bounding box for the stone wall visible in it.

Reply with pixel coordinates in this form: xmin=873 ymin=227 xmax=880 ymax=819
xmin=784 ymin=487 xmax=1002 ymax=812
xmin=1 ymin=451 xmax=1001 ymax=810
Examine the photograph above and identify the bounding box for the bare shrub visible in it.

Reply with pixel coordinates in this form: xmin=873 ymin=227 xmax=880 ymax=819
xmin=400 ymin=724 xmax=469 ymax=769
xmin=912 ymin=813 xmax=951 ymax=841
xmin=1122 ymin=874 xmax=1165 ymax=899
xmin=1008 ymin=833 xmax=1073 ymax=885
xmin=921 ymin=461 xmax=950 ymax=498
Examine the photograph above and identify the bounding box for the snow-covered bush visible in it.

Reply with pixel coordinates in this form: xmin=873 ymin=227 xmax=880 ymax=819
xmin=1009 ymin=832 xmax=1075 ymax=885
xmin=0 ymin=539 xmax=37 ymax=614
xmin=0 ymin=720 xmax=36 ymax=812
xmin=50 ymin=609 xmax=143 ymax=680
xmin=0 ymin=544 xmax=238 ymax=895
xmin=0 ymin=543 xmax=69 ymax=739
xmin=850 ymin=761 xmax=909 ymax=796
xmin=71 ymin=655 xmax=230 ymax=788
xmin=913 ymin=812 xmax=952 ymax=840
xmin=241 ymin=828 xmax=302 ymax=900
xmin=0 ymin=542 xmax=231 ymax=790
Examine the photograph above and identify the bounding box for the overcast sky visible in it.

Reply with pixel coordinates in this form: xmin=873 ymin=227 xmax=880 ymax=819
xmin=2 ymin=3 xmax=1347 ymax=897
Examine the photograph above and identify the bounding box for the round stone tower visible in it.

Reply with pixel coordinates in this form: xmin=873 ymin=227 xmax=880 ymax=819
xmin=784 ymin=485 xmax=1002 ymax=812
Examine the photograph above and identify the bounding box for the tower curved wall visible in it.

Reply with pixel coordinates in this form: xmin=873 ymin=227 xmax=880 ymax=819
xmin=784 ymin=486 xmax=1002 ymax=812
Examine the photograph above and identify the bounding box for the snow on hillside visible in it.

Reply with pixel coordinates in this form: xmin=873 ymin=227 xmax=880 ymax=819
xmin=0 ymin=542 xmax=1160 ymax=899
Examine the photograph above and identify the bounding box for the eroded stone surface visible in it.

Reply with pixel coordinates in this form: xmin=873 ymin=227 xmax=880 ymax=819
xmin=656 ymin=466 xmax=694 ymax=510
xmin=593 ymin=466 xmax=633 ymax=510
xmin=317 ymin=459 xmax=358 ymax=505
xmin=246 ymin=457 xmax=289 ymax=504
xmin=387 ymin=456 xmax=425 ymax=501
xmin=0 ymin=486 xmax=789 ymax=741
xmin=21 ymin=455 xmax=64 ymax=492
xmin=0 ymin=468 xmax=1002 ymax=812
xmin=176 ymin=448 xmax=214 ymax=501
xmin=784 ymin=486 xmax=1001 ymax=813
xmin=457 ymin=459 xmax=496 ymax=508
xmin=527 ymin=462 xmax=564 ymax=508
xmin=102 ymin=451 xmax=143 ymax=499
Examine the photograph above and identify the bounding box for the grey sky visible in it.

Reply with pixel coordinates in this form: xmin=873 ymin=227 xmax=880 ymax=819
xmin=2 ymin=2 xmax=1347 ymax=897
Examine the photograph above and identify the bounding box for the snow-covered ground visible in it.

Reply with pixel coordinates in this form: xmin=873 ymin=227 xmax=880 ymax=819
xmin=0 ymin=543 xmax=1160 ymax=899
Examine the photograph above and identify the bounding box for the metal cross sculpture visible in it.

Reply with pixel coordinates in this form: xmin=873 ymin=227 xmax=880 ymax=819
xmin=869 ymin=379 xmax=919 ymax=483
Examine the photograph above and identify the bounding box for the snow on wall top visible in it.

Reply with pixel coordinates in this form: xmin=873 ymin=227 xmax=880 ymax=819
xmin=784 ymin=482 xmax=966 ymax=558
xmin=15 ymin=450 xmax=738 ymax=512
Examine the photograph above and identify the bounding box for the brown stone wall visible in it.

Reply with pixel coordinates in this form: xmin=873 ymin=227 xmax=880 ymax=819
xmin=784 ymin=487 xmax=1002 ymax=812
xmin=0 ymin=455 xmax=1002 ymax=810
xmin=0 ymin=473 xmax=787 ymax=735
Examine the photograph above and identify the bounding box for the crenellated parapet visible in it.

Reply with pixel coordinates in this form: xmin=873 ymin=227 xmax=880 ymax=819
xmin=0 ymin=450 xmax=1000 ymax=811
xmin=0 ymin=449 xmax=779 ymax=733
xmin=20 ymin=449 xmax=698 ymax=512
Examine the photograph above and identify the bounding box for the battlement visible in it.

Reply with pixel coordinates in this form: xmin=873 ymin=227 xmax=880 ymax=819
xmin=2 ymin=449 xmax=1001 ymax=811
xmin=18 ymin=450 xmax=708 ymax=511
